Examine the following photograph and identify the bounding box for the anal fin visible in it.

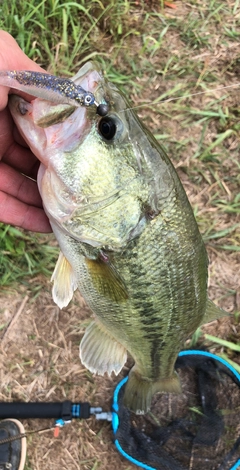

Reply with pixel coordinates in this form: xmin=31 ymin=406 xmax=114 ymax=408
xmin=80 ymin=321 xmax=127 ymax=376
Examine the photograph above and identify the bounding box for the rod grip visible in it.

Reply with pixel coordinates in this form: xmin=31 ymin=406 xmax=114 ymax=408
xmin=0 ymin=401 xmax=72 ymax=419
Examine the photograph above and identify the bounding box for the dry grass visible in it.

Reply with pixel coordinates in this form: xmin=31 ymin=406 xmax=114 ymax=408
xmin=0 ymin=287 xmax=134 ymax=469
xmin=0 ymin=271 xmax=239 ymax=469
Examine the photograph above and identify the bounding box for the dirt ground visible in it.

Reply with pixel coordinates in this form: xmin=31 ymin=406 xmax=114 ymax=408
xmin=0 ymin=2 xmax=240 ymax=470
xmin=0 ymin=274 xmax=239 ymax=470
xmin=0 ymin=285 xmax=138 ymax=469
xmin=0 ymin=249 xmax=239 ymax=470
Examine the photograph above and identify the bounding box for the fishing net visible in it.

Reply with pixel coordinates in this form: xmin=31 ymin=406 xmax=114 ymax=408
xmin=112 ymin=350 xmax=240 ymax=470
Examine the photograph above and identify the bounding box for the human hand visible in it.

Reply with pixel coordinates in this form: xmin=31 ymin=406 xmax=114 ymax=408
xmin=0 ymin=30 xmax=51 ymax=232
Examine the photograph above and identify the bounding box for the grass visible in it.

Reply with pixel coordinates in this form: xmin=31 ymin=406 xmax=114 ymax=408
xmin=0 ymin=224 xmax=58 ymax=287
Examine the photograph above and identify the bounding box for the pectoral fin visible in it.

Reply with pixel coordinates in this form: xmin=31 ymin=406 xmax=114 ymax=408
xmin=51 ymin=251 xmax=78 ymax=308
xmin=85 ymin=258 xmax=128 ymax=302
xmin=201 ymin=298 xmax=229 ymax=325
xmin=80 ymin=321 xmax=127 ymax=376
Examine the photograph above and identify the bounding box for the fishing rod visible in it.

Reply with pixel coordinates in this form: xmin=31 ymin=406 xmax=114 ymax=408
xmin=0 ymin=400 xmax=112 ymax=422
xmin=123 ymin=82 xmax=240 ymax=112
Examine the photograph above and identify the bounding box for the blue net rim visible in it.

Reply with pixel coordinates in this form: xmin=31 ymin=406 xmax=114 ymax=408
xmin=112 ymin=349 xmax=240 ymax=470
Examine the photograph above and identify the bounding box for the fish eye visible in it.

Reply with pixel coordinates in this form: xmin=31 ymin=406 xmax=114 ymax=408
xmin=98 ymin=116 xmax=117 ymax=140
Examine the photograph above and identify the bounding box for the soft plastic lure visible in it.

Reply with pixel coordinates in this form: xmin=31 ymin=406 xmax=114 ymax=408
xmin=0 ymin=70 xmax=98 ymax=108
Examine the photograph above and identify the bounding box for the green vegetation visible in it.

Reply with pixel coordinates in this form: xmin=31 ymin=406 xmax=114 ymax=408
xmin=0 ymin=224 xmax=57 ymax=286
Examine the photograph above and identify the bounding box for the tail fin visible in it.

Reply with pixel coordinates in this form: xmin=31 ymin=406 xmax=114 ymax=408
xmin=123 ymin=368 xmax=181 ymax=415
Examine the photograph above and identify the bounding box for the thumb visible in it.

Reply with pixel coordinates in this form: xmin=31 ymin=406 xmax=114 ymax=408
xmin=0 ymin=30 xmax=46 ymax=110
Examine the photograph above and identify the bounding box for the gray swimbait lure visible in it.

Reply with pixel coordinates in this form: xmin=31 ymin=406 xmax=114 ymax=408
xmin=0 ymin=70 xmax=109 ymax=114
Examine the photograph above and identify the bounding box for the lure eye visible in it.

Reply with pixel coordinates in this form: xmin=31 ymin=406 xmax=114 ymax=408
xmin=84 ymin=93 xmax=95 ymax=106
xmin=98 ymin=116 xmax=117 ymax=140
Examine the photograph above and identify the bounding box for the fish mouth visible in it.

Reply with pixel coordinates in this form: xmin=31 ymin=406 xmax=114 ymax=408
xmin=8 ymin=63 xmax=107 ymax=166
xmin=8 ymin=61 xmax=106 ymax=119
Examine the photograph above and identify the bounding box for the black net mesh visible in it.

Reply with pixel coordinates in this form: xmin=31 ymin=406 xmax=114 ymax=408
xmin=114 ymin=352 xmax=240 ymax=470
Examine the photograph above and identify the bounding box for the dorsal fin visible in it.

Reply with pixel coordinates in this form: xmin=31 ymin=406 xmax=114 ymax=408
xmin=201 ymin=298 xmax=229 ymax=325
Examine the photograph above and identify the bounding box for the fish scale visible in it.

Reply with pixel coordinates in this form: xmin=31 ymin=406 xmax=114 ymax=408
xmin=3 ymin=61 xmax=228 ymax=415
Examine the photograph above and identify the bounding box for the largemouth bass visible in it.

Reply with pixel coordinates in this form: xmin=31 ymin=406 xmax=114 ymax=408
xmin=1 ymin=63 xmax=227 ymax=414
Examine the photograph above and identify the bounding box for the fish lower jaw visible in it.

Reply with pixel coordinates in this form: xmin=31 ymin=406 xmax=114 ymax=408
xmin=123 ymin=368 xmax=181 ymax=415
